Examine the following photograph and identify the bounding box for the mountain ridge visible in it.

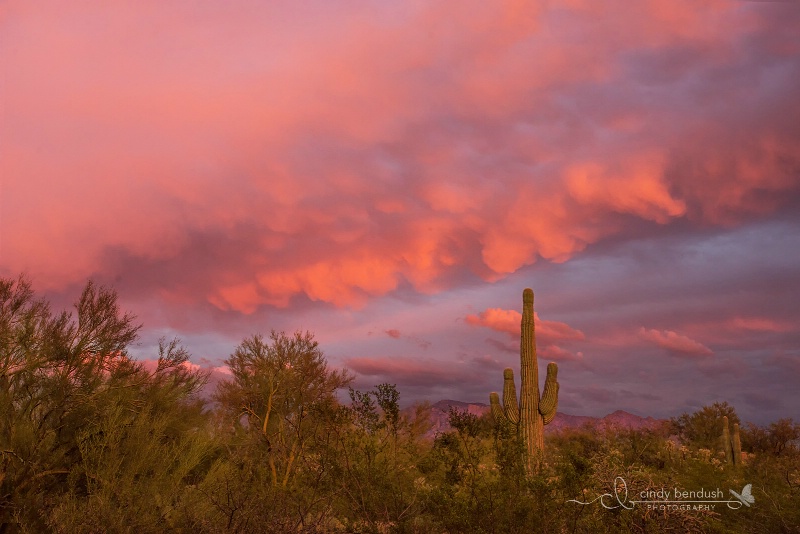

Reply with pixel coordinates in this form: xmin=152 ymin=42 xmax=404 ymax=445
xmin=424 ymin=399 xmax=667 ymax=437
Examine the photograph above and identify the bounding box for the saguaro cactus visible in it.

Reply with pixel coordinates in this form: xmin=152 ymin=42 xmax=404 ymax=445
xmin=722 ymin=416 xmax=732 ymax=464
xmin=721 ymin=415 xmax=743 ymax=466
xmin=489 ymin=288 xmax=559 ymax=474
xmin=732 ymin=422 xmax=742 ymax=465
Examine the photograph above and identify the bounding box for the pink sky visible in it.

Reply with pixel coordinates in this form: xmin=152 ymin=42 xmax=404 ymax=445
xmin=2 ymin=0 xmax=799 ymax=423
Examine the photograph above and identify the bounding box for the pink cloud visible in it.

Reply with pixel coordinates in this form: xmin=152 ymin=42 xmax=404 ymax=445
xmin=465 ymin=308 xmax=520 ymax=336
xmin=728 ymin=317 xmax=793 ymax=333
xmin=385 ymin=329 xmax=402 ymax=339
xmin=2 ymin=0 xmax=799 ymax=316
xmin=639 ymin=327 xmax=713 ymax=357
xmin=536 ymin=314 xmax=587 ymax=343
xmin=137 ymin=357 xmax=230 ymax=377
xmin=565 ymin=152 xmax=687 ymax=224
xmin=138 ymin=358 xmax=185 ymax=373
xmin=465 ymin=308 xmax=585 ymax=343
xmin=134 ymin=356 xmax=232 ymax=397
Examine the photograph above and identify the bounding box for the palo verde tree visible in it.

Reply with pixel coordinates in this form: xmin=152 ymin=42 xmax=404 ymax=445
xmin=207 ymin=330 xmax=352 ymax=531
xmin=336 ymin=384 xmax=433 ymax=531
xmin=44 ymin=337 xmax=211 ymax=533
xmin=671 ymin=401 xmax=740 ymax=452
xmin=215 ymin=330 xmax=352 ymax=488
xmin=1 ymin=275 xmax=210 ymax=532
xmin=0 ymin=276 xmax=139 ymax=530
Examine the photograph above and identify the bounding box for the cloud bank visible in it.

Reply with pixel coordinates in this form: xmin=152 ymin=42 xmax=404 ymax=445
xmin=4 ymin=0 xmax=799 ymax=314
xmin=2 ymin=0 xmax=799 ymax=423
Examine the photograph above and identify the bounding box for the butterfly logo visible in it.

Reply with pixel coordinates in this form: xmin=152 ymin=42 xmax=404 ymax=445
xmin=730 ymin=484 xmax=755 ymax=507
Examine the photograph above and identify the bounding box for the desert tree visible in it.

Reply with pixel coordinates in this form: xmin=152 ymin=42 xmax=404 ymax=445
xmin=335 ymin=384 xmax=433 ymax=531
xmin=670 ymin=401 xmax=740 ymax=451
xmin=45 ymin=338 xmax=211 ymax=533
xmin=203 ymin=330 xmax=352 ymax=531
xmin=1 ymin=275 xmax=214 ymax=532
xmin=1 ymin=276 xmax=138 ymax=530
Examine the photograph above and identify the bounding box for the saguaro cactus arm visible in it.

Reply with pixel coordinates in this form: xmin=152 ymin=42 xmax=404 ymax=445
xmin=539 ymin=363 xmax=559 ymax=419
xmin=489 ymin=392 xmax=507 ymax=425
xmin=502 ymin=368 xmax=520 ymax=425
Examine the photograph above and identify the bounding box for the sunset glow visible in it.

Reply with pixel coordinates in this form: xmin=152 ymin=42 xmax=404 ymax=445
xmin=2 ymin=0 xmax=799 ymax=423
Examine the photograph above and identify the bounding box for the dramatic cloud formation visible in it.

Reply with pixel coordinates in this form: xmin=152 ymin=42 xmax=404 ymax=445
xmin=2 ymin=0 xmax=799 ymax=423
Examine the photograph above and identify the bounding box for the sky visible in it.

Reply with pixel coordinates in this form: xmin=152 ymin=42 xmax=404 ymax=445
xmin=2 ymin=0 xmax=799 ymax=425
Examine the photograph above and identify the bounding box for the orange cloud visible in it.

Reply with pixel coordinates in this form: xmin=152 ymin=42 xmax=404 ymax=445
xmin=465 ymin=308 xmax=585 ymax=343
xmin=639 ymin=327 xmax=713 ymax=357
xmin=3 ymin=0 xmax=799 ymax=314
xmin=566 ymin=152 xmax=686 ymax=224
xmin=465 ymin=308 xmax=520 ymax=336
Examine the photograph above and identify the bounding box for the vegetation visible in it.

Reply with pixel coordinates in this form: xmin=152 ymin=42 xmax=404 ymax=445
xmin=489 ymin=288 xmax=559 ymax=475
xmin=2 ymin=275 xmax=798 ymax=533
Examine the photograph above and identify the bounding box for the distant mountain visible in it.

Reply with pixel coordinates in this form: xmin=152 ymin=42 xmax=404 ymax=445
xmin=426 ymin=400 xmax=490 ymax=436
xmin=423 ymin=400 xmax=665 ymax=438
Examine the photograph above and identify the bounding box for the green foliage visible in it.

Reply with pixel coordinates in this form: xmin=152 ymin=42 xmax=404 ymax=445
xmin=672 ymin=401 xmax=740 ymax=451
xmin=447 ymin=407 xmax=491 ymax=439
xmin=373 ymin=383 xmax=400 ymax=433
xmin=349 ymin=387 xmax=381 ymax=433
xmin=200 ymin=330 xmax=353 ymax=530
xmin=0 ymin=276 xmax=210 ymax=533
xmin=2 ymin=275 xmax=799 ymax=533
xmin=743 ymin=418 xmax=800 ymax=457
xmin=334 ymin=384 xmax=433 ymax=531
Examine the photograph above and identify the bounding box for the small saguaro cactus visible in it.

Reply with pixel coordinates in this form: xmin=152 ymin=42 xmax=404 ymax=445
xmin=722 ymin=415 xmax=743 ymax=466
xmin=489 ymin=288 xmax=559 ymax=474
xmin=722 ymin=416 xmax=732 ymax=463
xmin=732 ymin=421 xmax=742 ymax=465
